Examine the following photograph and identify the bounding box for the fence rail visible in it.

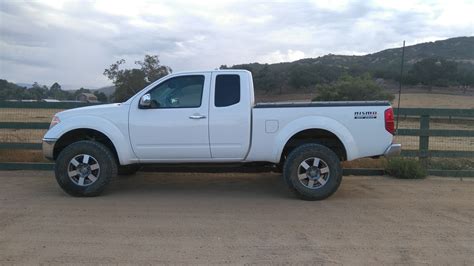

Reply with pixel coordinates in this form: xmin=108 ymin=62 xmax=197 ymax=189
xmin=0 ymin=102 xmax=473 ymax=176
xmin=394 ymin=108 xmax=474 ymax=163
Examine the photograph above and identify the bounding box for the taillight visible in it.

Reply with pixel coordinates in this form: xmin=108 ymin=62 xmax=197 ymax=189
xmin=384 ymin=108 xmax=395 ymax=135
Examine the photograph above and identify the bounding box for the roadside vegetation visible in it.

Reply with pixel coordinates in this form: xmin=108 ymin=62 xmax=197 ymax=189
xmin=311 ymin=74 xmax=394 ymax=102
xmin=385 ymin=158 xmax=427 ymax=179
xmin=0 ymin=80 xmax=107 ymax=102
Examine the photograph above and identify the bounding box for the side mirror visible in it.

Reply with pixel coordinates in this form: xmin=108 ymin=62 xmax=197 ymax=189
xmin=139 ymin=94 xmax=151 ymax=108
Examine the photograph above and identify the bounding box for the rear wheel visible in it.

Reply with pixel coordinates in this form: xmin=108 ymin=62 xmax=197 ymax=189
xmin=55 ymin=140 xmax=117 ymax=197
xmin=283 ymin=144 xmax=342 ymax=200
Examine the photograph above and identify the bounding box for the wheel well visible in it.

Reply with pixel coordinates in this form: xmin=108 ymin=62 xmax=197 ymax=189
xmin=280 ymin=129 xmax=347 ymax=163
xmin=53 ymin=129 xmax=119 ymax=162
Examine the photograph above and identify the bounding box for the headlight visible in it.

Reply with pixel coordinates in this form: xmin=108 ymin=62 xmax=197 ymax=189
xmin=49 ymin=116 xmax=61 ymax=129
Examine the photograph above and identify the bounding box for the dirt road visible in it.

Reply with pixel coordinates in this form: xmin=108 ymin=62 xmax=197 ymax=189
xmin=0 ymin=171 xmax=473 ymax=265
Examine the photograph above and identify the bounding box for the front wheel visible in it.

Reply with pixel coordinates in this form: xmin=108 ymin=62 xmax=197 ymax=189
xmin=283 ymin=144 xmax=342 ymax=200
xmin=55 ymin=140 xmax=117 ymax=197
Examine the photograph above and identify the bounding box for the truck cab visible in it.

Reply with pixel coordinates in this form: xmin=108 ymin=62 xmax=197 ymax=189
xmin=129 ymin=70 xmax=253 ymax=161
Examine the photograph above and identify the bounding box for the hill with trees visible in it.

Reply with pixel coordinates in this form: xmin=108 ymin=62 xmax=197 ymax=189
xmin=223 ymin=36 xmax=474 ymax=94
xmin=0 ymin=79 xmax=107 ymax=102
xmin=1 ymin=36 xmax=472 ymax=102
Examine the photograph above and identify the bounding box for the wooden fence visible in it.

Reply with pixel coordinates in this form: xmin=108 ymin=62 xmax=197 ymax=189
xmin=0 ymin=102 xmax=473 ymax=176
xmin=394 ymin=108 xmax=474 ymax=177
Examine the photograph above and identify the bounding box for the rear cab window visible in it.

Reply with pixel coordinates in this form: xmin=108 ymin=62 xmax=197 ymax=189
xmin=215 ymin=74 xmax=240 ymax=107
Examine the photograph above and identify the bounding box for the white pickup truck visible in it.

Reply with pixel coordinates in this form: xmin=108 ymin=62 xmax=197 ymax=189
xmin=43 ymin=69 xmax=400 ymax=200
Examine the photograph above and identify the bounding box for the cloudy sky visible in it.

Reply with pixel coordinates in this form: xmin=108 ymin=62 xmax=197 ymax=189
xmin=0 ymin=0 xmax=473 ymax=89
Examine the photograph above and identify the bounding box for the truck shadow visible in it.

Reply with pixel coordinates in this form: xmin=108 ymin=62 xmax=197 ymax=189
xmin=104 ymin=172 xmax=362 ymax=201
xmin=106 ymin=172 xmax=292 ymax=200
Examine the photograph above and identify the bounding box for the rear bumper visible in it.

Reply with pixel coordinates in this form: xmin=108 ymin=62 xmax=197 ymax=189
xmin=384 ymin=143 xmax=402 ymax=157
xmin=42 ymin=138 xmax=57 ymax=161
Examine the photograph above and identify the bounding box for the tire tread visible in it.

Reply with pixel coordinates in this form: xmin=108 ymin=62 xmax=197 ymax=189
xmin=54 ymin=140 xmax=117 ymax=197
xmin=283 ymin=143 xmax=342 ymax=200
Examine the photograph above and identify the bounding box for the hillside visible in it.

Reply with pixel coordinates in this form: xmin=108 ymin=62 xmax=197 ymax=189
xmin=227 ymin=36 xmax=474 ymax=94
xmin=2 ymin=36 xmax=473 ymax=101
xmin=304 ymin=36 xmax=474 ymax=66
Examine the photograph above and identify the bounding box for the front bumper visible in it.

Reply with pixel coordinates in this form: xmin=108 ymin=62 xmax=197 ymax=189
xmin=42 ymin=138 xmax=57 ymax=161
xmin=384 ymin=143 xmax=402 ymax=157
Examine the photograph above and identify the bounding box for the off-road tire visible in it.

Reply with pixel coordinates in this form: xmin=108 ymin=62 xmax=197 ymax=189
xmin=283 ymin=143 xmax=342 ymax=200
xmin=55 ymin=140 xmax=117 ymax=197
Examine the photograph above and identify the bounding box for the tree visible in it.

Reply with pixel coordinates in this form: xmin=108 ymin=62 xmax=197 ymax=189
xmin=93 ymin=91 xmax=108 ymax=102
xmin=407 ymin=58 xmax=458 ymax=88
xmin=29 ymin=82 xmax=48 ymax=101
xmin=50 ymin=82 xmax=61 ymax=91
xmin=135 ymin=55 xmax=172 ymax=83
xmin=254 ymin=65 xmax=285 ymax=94
xmin=313 ymin=74 xmax=394 ymax=102
xmin=48 ymin=82 xmax=70 ymax=100
xmin=0 ymin=79 xmax=29 ymax=100
xmin=104 ymin=55 xmax=172 ymax=102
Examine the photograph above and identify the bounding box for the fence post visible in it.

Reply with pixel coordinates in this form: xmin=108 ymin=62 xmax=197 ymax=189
xmin=419 ymin=115 xmax=430 ymax=167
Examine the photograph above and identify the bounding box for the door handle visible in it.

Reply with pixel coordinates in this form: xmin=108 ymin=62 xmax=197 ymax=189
xmin=189 ymin=114 xmax=206 ymax=119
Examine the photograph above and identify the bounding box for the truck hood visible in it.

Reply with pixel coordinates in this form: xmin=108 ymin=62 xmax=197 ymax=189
xmin=56 ymin=103 xmax=129 ymax=119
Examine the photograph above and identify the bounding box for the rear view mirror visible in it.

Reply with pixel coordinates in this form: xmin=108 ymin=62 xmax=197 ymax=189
xmin=139 ymin=94 xmax=151 ymax=109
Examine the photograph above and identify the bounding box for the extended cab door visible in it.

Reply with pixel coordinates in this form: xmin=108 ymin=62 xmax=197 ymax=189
xmin=208 ymin=71 xmax=252 ymax=159
xmin=129 ymin=73 xmax=211 ymax=161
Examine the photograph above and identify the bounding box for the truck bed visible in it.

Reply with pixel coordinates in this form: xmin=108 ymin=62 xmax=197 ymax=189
xmin=254 ymin=101 xmax=391 ymax=108
xmin=246 ymin=101 xmax=394 ymax=163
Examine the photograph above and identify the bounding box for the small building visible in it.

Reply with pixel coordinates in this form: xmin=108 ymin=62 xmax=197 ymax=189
xmin=77 ymin=93 xmax=99 ymax=103
xmin=41 ymin=99 xmax=60 ymax=102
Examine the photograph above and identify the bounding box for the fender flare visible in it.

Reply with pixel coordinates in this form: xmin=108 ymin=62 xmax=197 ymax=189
xmin=272 ymin=116 xmax=359 ymax=162
xmin=44 ymin=115 xmax=136 ymax=165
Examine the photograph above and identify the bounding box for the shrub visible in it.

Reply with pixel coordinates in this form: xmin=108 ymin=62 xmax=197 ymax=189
xmin=312 ymin=74 xmax=394 ymax=102
xmin=385 ymin=158 xmax=427 ymax=179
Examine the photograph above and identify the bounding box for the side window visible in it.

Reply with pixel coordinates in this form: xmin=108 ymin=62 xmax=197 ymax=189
xmin=215 ymin=74 xmax=240 ymax=107
xmin=147 ymin=75 xmax=204 ymax=108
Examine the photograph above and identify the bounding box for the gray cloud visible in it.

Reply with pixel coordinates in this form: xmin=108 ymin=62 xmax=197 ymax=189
xmin=0 ymin=0 xmax=473 ymax=89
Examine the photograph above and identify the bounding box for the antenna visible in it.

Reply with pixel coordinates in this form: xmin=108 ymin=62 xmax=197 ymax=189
xmin=395 ymin=40 xmax=405 ymax=133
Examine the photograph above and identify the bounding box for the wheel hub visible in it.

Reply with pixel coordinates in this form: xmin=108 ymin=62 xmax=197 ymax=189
xmin=77 ymin=164 xmax=91 ymax=177
xmin=307 ymin=166 xmax=320 ymax=179
xmin=67 ymin=154 xmax=100 ymax=187
xmin=297 ymin=157 xmax=330 ymax=189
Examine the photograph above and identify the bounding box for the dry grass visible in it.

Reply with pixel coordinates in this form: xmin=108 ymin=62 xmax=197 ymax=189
xmin=0 ymin=108 xmax=59 ymax=122
xmin=0 ymin=150 xmax=47 ymax=162
xmin=0 ymin=108 xmax=56 ymax=162
xmin=394 ymin=93 xmax=474 ymax=109
xmin=0 ymin=129 xmax=45 ymax=143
